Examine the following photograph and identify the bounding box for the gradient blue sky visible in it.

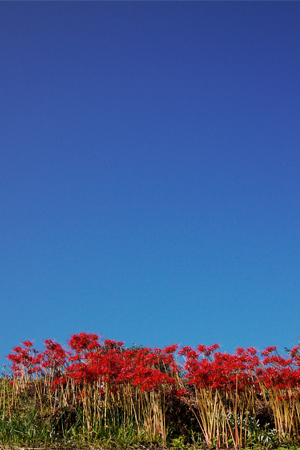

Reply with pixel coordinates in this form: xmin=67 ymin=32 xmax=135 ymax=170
xmin=1 ymin=2 xmax=300 ymax=366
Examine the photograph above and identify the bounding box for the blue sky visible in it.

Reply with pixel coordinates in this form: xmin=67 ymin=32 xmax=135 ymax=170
xmin=1 ymin=2 xmax=300 ymax=366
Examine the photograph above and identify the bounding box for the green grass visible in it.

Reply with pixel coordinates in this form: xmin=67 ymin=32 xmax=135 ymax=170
xmin=1 ymin=377 xmax=300 ymax=450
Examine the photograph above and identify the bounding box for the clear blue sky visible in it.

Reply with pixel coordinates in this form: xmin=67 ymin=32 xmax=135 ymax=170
xmin=1 ymin=2 xmax=300 ymax=367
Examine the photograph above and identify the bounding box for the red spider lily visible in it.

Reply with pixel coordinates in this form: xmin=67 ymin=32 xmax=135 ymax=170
xmin=51 ymin=376 xmax=67 ymax=390
xmin=42 ymin=339 xmax=69 ymax=372
xmin=163 ymin=344 xmax=179 ymax=354
xmin=7 ymin=342 xmax=43 ymax=377
xmin=65 ymin=341 xmax=178 ymax=392
xmin=184 ymin=346 xmax=261 ymax=392
xmin=178 ymin=346 xmax=192 ymax=356
xmin=261 ymin=346 xmax=278 ymax=357
xmin=69 ymin=332 xmax=100 ymax=354
xmin=167 ymin=388 xmax=190 ymax=398
xmin=6 ymin=334 xmax=300 ymax=446
xmin=22 ymin=340 xmax=34 ymax=348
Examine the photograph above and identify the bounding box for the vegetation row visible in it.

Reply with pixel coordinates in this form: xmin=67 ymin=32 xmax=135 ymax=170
xmin=2 ymin=333 xmax=300 ymax=449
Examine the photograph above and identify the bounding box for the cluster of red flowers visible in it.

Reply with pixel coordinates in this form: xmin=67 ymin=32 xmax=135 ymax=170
xmin=180 ymin=344 xmax=258 ymax=392
xmin=7 ymin=333 xmax=180 ymax=394
xmin=181 ymin=344 xmax=300 ymax=392
xmin=7 ymin=339 xmax=69 ymax=377
xmin=6 ymin=334 xmax=300 ymax=394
